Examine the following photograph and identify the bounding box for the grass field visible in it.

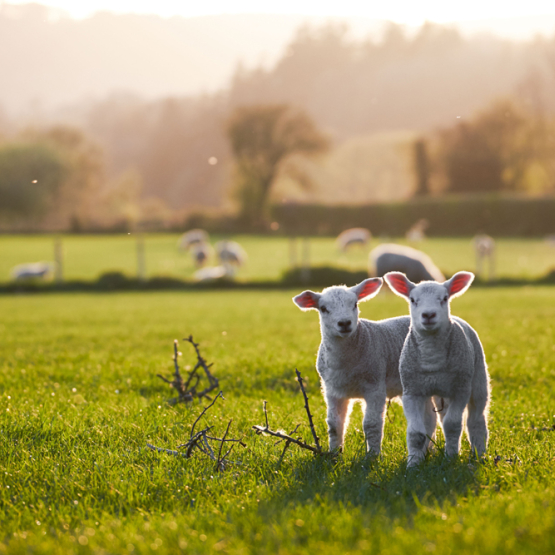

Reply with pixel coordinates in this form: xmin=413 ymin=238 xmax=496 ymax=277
xmin=1 ymin=234 xmax=555 ymax=284
xmin=1 ymin=286 xmax=555 ymax=554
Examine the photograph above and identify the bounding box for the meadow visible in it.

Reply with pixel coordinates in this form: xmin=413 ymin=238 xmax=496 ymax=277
xmin=1 ymin=234 xmax=555 ymax=284
xmin=1 ymin=284 xmax=555 ymax=554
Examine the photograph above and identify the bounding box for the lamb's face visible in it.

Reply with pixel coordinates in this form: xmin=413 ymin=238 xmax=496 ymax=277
xmin=408 ymin=282 xmax=451 ymax=334
xmin=292 ymin=278 xmax=384 ymax=339
xmin=384 ymin=271 xmax=475 ymax=335
xmin=318 ymin=287 xmax=360 ymax=338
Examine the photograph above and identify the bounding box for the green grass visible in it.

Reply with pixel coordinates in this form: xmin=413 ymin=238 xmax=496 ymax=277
xmin=1 ymin=234 xmax=555 ymax=284
xmin=1 ymin=287 xmax=555 ymax=554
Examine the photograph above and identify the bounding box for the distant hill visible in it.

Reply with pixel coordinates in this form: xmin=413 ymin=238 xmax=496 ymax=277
xmin=0 ymin=4 xmax=382 ymax=113
xmin=2 ymin=3 xmax=555 ymax=115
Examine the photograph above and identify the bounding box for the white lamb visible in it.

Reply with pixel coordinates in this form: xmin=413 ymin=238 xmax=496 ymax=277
xmin=11 ymin=262 xmax=52 ymax=281
xmin=384 ymin=271 xmax=490 ymax=467
xmin=370 ymin=243 xmax=444 ymax=283
xmin=177 ymin=229 xmax=209 ymax=251
xmin=293 ymin=279 xmax=410 ymax=455
xmin=215 ymin=240 xmax=247 ymax=268
xmin=336 ymin=228 xmax=371 ymax=252
xmin=191 ymin=242 xmax=214 ymax=268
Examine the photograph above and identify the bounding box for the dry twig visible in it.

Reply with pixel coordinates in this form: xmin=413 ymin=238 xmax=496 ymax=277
xmin=157 ymin=336 xmax=219 ymax=404
xmin=147 ymin=391 xmax=245 ymax=471
xmin=252 ymin=369 xmax=326 ymax=457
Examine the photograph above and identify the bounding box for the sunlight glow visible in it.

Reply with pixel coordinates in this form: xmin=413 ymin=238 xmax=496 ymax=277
xmin=3 ymin=0 xmax=555 ymax=23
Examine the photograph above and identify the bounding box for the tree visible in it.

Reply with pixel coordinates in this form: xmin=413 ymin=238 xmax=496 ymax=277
xmin=0 ymin=142 xmax=67 ymax=222
xmin=227 ymin=104 xmax=329 ymax=227
xmin=439 ymin=99 xmax=533 ymax=194
xmin=413 ymin=138 xmax=430 ymax=196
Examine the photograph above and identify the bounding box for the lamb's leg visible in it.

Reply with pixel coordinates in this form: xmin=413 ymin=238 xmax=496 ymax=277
xmin=467 ymin=364 xmax=490 ymax=457
xmin=433 ymin=395 xmax=450 ymax=424
xmin=402 ymin=395 xmax=429 ymax=467
xmin=326 ymin=396 xmax=351 ymax=452
xmin=423 ymin=397 xmax=438 ymax=451
xmin=441 ymin=398 xmax=467 ymax=458
xmin=362 ymin=392 xmax=387 ymax=456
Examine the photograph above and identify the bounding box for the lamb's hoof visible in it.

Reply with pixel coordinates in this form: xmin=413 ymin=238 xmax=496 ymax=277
xmin=406 ymin=453 xmax=425 ymax=468
xmin=328 ymin=446 xmax=343 ymax=460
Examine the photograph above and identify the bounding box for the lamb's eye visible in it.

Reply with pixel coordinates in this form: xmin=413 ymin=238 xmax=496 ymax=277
xmin=320 ymin=306 xmax=329 ymax=314
xmin=410 ymin=298 xmax=415 ymax=304
xmin=443 ymin=295 xmax=448 ymax=302
xmin=354 ymin=302 xmax=358 ymax=309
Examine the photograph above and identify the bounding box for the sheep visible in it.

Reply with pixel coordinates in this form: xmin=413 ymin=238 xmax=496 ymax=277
xmin=11 ymin=262 xmax=53 ymax=281
xmin=191 ymin=242 xmax=214 ymax=268
xmin=215 ymin=240 xmax=247 ymax=268
xmin=177 ymin=229 xmax=209 ymax=251
xmin=406 ymin=219 xmax=429 ymax=242
xmin=384 ymin=271 xmax=490 ymax=467
xmin=336 ymin=228 xmax=371 ymax=252
xmin=194 ymin=265 xmax=230 ymax=281
xmin=293 ymin=278 xmax=411 ymax=455
xmin=370 ymin=243 xmax=444 ymax=283
xmin=473 ymin=234 xmax=495 ymax=280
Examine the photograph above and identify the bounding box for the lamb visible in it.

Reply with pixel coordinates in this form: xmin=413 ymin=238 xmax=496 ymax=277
xmin=215 ymin=240 xmax=247 ymax=268
xmin=370 ymin=243 xmax=444 ymax=283
xmin=11 ymin=262 xmax=52 ymax=281
xmin=473 ymin=234 xmax=495 ymax=280
xmin=384 ymin=271 xmax=490 ymax=467
xmin=191 ymin=242 xmax=214 ymax=268
xmin=336 ymin=228 xmax=371 ymax=252
xmin=293 ymin=278 xmax=410 ymax=455
xmin=177 ymin=229 xmax=209 ymax=251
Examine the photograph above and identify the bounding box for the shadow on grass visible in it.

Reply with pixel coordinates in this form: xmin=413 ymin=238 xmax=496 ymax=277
xmin=262 ymin=448 xmax=480 ymax=521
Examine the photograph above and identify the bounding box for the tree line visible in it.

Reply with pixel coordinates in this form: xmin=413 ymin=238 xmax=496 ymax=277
xmin=1 ymin=22 xmax=555 ymax=229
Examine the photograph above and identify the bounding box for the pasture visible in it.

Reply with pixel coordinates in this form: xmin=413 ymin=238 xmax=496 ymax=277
xmin=1 ymin=285 xmax=555 ymax=554
xmin=1 ymin=234 xmax=555 ymax=284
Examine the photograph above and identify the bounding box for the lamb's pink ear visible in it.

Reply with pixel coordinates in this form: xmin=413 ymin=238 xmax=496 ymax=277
xmin=292 ymin=290 xmax=321 ymax=311
xmin=444 ymin=271 xmax=474 ymax=298
xmin=384 ymin=272 xmax=415 ymax=299
xmin=351 ymin=278 xmax=383 ymax=302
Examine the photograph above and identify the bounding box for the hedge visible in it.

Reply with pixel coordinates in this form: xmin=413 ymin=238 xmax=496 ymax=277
xmin=270 ymin=195 xmax=555 ymax=237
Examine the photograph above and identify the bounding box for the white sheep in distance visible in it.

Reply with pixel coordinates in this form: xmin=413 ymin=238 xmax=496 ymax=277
xmin=384 ymin=271 xmax=490 ymax=467
xmin=406 ymin=219 xmax=429 ymax=242
xmin=177 ymin=229 xmax=209 ymax=251
xmin=191 ymin=242 xmax=214 ymax=268
xmin=370 ymin=243 xmax=444 ymax=283
xmin=293 ymin=279 xmax=410 ymax=455
xmin=336 ymin=228 xmax=371 ymax=252
xmin=11 ymin=262 xmax=53 ymax=281
xmin=473 ymin=234 xmax=495 ymax=280
xmin=215 ymin=240 xmax=247 ymax=268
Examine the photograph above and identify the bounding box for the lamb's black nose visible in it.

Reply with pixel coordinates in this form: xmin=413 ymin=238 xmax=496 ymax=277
xmin=338 ymin=319 xmax=352 ymax=329
xmin=422 ymin=312 xmax=436 ymax=321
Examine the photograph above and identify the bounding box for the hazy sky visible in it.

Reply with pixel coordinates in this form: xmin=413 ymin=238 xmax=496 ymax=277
xmin=4 ymin=0 xmax=555 ymax=24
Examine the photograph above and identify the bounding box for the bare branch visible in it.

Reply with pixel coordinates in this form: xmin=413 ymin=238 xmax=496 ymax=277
xmin=157 ymin=336 xmax=220 ymax=404
xmin=295 ymin=369 xmax=321 ymax=452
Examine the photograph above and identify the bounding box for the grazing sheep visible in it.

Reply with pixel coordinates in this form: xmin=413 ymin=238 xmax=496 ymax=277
xmin=194 ymin=265 xmax=230 ymax=281
xmin=336 ymin=228 xmax=371 ymax=252
xmin=370 ymin=243 xmax=444 ymax=283
xmin=293 ymin=279 xmax=410 ymax=455
xmin=384 ymin=271 xmax=490 ymax=467
xmin=191 ymin=242 xmax=214 ymax=268
xmin=473 ymin=234 xmax=495 ymax=280
xmin=177 ymin=229 xmax=209 ymax=251
xmin=11 ymin=262 xmax=53 ymax=281
xmin=406 ymin=219 xmax=429 ymax=242
xmin=215 ymin=240 xmax=247 ymax=268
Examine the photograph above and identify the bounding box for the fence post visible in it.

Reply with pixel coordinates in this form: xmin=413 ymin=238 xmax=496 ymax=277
xmin=137 ymin=234 xmax=146 ymax=283
xmin=289 ymin=237 xmax=298 ymax=268
xmin=301 ymin=237 xmax=310 ymax=283
xmin=54 ymin=236 xmax=63 ymax=284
